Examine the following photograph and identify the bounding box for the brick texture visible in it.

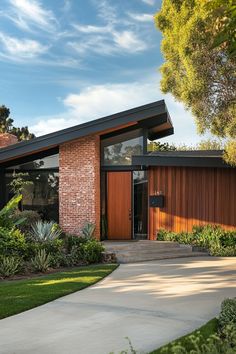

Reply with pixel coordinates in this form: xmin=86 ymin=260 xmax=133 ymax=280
xmin=0 ymin=133 xmax=18 ymax=148
xmin=59 ymin=135 xmax=100 ymax=239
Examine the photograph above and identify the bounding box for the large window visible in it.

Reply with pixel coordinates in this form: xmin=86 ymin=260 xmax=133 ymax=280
xmin=5 ymin=154 xmax=59 ymax=222
xmin=101 ymin=129 xmax=143 ymax=166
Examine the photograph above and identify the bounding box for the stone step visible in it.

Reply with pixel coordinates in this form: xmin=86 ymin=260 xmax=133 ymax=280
xmin=116 ymin=251 xmax=208 ymax=263
xmin=103 ymin=241 xmax=181 ymax=252
xmin=112 ymin=245 xmax=192 ymax=257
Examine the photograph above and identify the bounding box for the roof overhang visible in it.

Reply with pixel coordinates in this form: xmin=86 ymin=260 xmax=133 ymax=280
xmin=132 ymin=150 xmax=234 ymax=168
xmin=0 ymin=100 xmax=173 ymax=165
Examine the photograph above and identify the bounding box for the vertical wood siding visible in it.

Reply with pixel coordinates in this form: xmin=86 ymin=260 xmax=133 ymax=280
xmin=149 ymin=167 xmax=236 ymax=239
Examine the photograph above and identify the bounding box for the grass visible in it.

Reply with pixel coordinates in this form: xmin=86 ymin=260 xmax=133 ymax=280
xmin=0 ymin=264 xmax=118 ymax=319
xmin=150 ymin=318 xmax=218 ymax=353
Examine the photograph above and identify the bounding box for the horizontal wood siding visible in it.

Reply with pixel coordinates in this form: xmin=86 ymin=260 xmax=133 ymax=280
xmin=149 ymin=167 xmax=236 ymax=239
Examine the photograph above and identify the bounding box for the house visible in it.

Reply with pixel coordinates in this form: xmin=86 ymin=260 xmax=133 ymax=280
xmin=0 ymin=100 xmax=235 ymax=240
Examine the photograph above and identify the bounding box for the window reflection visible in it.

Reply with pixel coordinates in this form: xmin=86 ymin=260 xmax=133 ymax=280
xmin=102 ymin=130 xmax=143 ymax=166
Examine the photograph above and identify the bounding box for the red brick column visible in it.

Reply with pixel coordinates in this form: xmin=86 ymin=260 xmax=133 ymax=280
xmin=0 ymin=133 xmax=18 ymax=148
xmin=59 ymin=135 xmax=100 ymax=239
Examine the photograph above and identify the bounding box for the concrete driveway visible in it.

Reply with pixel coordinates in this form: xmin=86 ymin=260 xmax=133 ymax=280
xmin=0 ymin=257 xmax=235 ymax=354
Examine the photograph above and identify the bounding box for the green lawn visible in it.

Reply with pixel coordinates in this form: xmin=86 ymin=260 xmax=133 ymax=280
xmin=0 ymin=264 xmax=118 ymax=319
xmin=150 ymin=318 xmax=218 ymax=353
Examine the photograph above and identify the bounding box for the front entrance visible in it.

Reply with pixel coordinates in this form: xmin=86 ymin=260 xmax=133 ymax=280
xmin=107 ymin=172 xmax=132 ymax=239
xmin=106 ymin=171 xmax=148 ymax=240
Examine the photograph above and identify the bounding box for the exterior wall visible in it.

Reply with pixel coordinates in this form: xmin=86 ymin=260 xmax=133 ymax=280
xmin=59 ymin=135 xmax=100 ymax=238
xmin=149 ymin=166 xmax=236 ymax=239
xmin=0 ymin=133 xmax=18 ymax=148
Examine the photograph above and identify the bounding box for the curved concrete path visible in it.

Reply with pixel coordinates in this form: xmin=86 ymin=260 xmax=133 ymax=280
xmin=0 ymin=257 xmax=235 ymax=354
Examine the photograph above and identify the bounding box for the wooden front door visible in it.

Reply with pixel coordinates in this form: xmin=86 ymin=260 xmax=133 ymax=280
xmin=107 ymin=171 xmax=132 ymax=240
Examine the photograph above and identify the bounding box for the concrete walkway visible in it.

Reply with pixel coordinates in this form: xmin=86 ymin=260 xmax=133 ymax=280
xmin=0 ymin=257 xmax=235 ymax=354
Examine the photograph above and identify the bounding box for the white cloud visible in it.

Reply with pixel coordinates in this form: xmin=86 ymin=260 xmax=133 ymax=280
xmin=29 ymin=79 xmax=202 ymax=146
xmin=128 ymin=13 xmax=154 ymax=22
xmin=142 ymin=0 xmax=156 ymax=6
xmin=73 ymin=23 xmax=109 ymax=34
xmin=113 ymin=31 xmax=147 ymax=51
xmin=0 ymin=32 xmax=48 ymax=59
xmin=8 ymin=0 xmax=58 ymax=33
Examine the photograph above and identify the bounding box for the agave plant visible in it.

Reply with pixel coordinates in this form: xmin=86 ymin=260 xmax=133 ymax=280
xmin=81 ymin=222 xmax=95 ymax=238
xmin=0 ymin=256 xmax=22 ymax=277
xmin=31 ymin=221 xmax=62 ymax=242
xmin=31 ymin=249 xmax=50 ymax=272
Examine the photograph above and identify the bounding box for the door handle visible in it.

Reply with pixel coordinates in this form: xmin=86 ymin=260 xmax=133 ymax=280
xmin=129 ymin=209 xmax=132 ymax=220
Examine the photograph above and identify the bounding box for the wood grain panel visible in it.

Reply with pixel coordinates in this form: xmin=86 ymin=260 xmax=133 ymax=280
xmin=149 ymin=167 xmax=236 ymax=239
xmin=107 ymin=171 xmax=132 ymax=240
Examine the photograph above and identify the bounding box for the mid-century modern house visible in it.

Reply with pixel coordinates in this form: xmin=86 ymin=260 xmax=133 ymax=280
xmin=0 ymin=100 xmax=235 ymax=240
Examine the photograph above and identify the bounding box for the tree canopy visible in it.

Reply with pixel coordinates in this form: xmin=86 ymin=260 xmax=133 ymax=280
xmin=155 ymin=0 xmax=236 ymax=165
xmin=0 ymin=105 xmax=35 ymax=141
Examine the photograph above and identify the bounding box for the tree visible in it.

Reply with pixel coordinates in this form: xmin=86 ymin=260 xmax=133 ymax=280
xmin=155 ymin=0 xmax=236 ymax=165
xmin=148 ymin=141 xmax=176 ymax=152
xmin=0 ymin=105 xmax=35 ymax=141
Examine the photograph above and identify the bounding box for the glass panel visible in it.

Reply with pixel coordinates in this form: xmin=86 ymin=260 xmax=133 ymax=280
xmin=6 ymin=154 xmax=59 ymax=170
xmin=133 ymin=171 xmax=148 ymax=239
xmin=5 ymin=170 xmax=59 ymax=222
xmin=101 ymin=130 xmax=143 ymax=166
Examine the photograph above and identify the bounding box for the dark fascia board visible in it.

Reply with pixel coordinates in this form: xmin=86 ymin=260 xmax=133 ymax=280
xmin=132 ymin=152 xmax=234 ymax=168
xmin=149 ymin=127 xmax=174 ymax=140
xmin=0 ymin=100 xmax=171 ymax=164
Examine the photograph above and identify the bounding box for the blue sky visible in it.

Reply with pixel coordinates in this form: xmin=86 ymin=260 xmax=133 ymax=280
xmin=0 ymin=0 xmax=205 ymax=145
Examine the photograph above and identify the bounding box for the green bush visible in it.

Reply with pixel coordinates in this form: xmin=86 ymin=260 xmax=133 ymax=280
xmin=0 ymin=227 xmax=26 ymax=257
xmin=80 ymin=239 xmax=104 ymax=264
xmin=0 ymin=255 xmax=22 ymax=277
xmin=31 ymin=249 xmax=51 ymax=272
xmin=218 ymin=298 xmax=236 ymax=329
xmin=12 ymin=210 xmax=41 ymax=236
xmin=157 ymin=225 xmax=236 ymax=256
xmin=160 ymin=324 xmax=236 ymax=354
xmin=63 ymin=234 xmax=88 ymax=253
xmin=0 ymin=195 xmax=25 ymax=229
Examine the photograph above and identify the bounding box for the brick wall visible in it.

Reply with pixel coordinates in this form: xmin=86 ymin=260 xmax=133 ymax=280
xmin=0 ymin=133 xmax=18 ymax=148
xmin=59 ymin=135 xmax=100 ymax=239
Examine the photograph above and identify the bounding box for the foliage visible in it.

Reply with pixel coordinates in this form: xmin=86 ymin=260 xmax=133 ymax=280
xmin=0 ymin=105 xmax=35 ymax=141
xmin=0 ymin=194 xmax=24 ymax=228
xmin=207 ymin=0 xmax=236 ymax=57
xmin=8 ymin=171 xmax=33 ymax=198
xmin=197 ymin=139 xmax=225 ymax=151
xmin=12 ymin=210 xmax=41 ymax=236
xmin=159 ymin=324 xmax=236 ymax=354
xmin=31 ymin=249 xmax=51 ymax=272
xmin=0 ymin=255 xmax=22 ymax=277
xmin=63 ymin=234 xmax=88 ymax=253
xmin=81 ymin=222 xmax=96 ymax=238
xmin=30 ymin=221 xmax=62 ymax=242
xmin=80 ymin=239 xmax=104 ymax=264
xmin=157 ymin=225 xmax=236 ymax=256
xmin=0 ymin=227 xmax=26 ymax=257
xmin=148 ymin=141 xmax=176 ymax=152
xmin=224 ymin=140 xmax=236 ymax=167
xmin=155 ymin=1 xmax=236 ymax=165
xmin=0 ymin=265 xmax=117 ymax=319
xmin=218 ymin=298 xmax=236 ymax=329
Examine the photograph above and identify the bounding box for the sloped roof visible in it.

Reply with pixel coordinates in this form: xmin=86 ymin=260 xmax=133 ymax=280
xmin=0 ymin=100 xmax=173 ymax=164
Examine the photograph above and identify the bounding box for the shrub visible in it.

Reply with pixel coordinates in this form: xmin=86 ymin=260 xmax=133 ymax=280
xmin=31 ymin=249 xmax=51 ymax=272
xmin=0 ymin=194 xmax=25 ymax=229
xmin=63 ymin=234 xmax=88 ymax=253
xmin=80 ymin=239 xmax=104 ymax=264
xmin=157 ymin=225 xmax=236 ymax=256
xmin=81 ymin=222 xmax=96 ymax=238
xmin=0 ymin=255 xmax=22 ymax=277
xmin=160 ymin=324 xmax=236 ymax=354
xmin=30 ymin=221 xmax=62 ymax=242
xmin=11 ymin=210 xmax=41 ymax=236
xmin=0 ymin=227 xmax=26 ymax=257
xmin=218 ymin=298 xmax=236 ymax=329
